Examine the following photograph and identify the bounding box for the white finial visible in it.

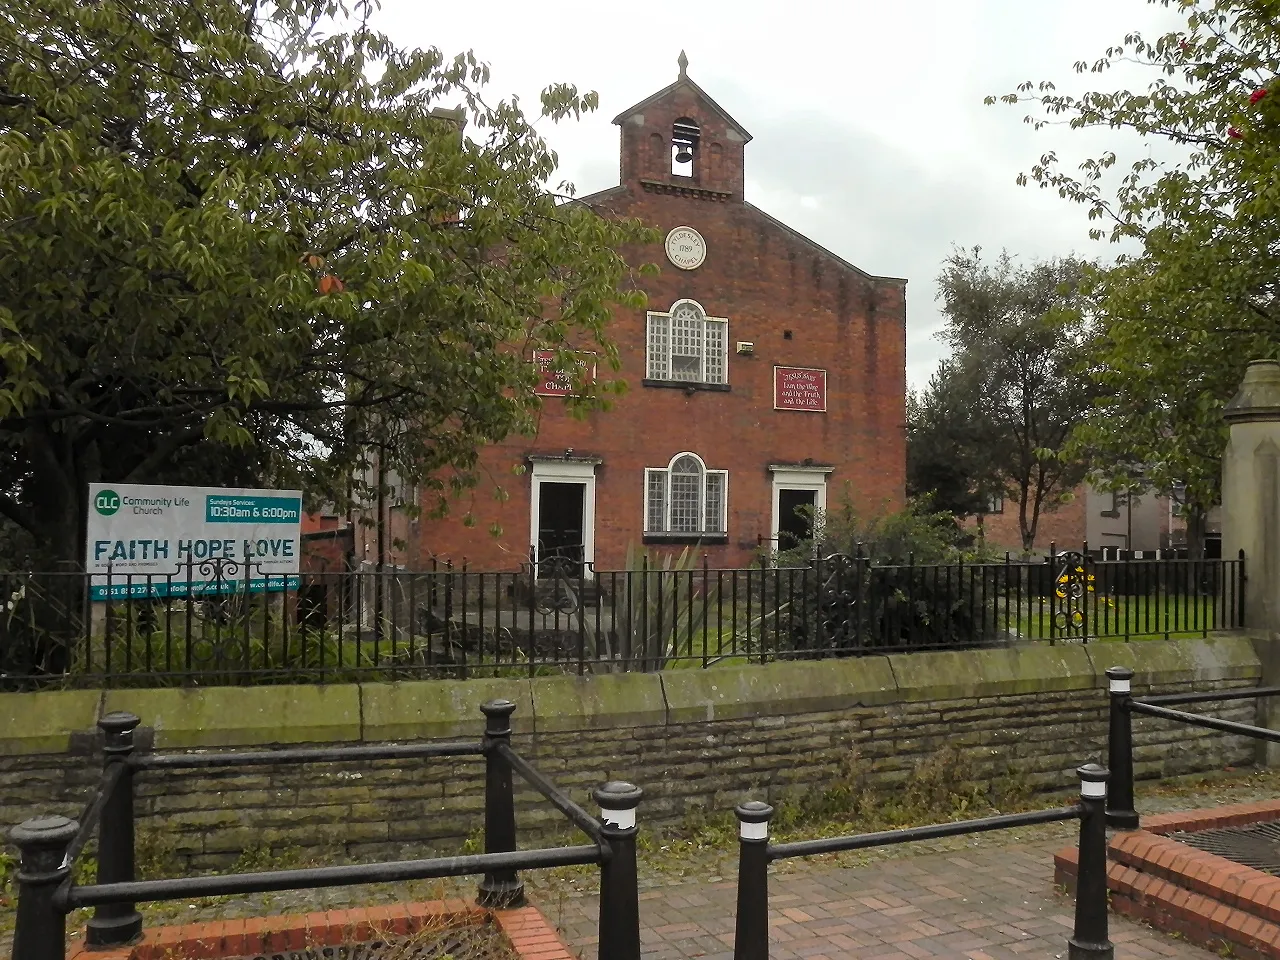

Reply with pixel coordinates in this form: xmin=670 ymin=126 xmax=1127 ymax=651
xmin=678 ymin=50 xmax=689 ymax=78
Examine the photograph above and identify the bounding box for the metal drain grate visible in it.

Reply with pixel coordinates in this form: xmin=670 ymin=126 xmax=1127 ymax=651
xmin=1171 ymin=820 xmax=1280 ymax=875
xmin=242 ymin=945 xmax=397 ymax=960
xmin=230 ymin=923 xmax=513 ymax=960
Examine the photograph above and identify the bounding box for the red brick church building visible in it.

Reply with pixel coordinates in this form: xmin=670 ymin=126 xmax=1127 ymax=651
xmin=366 ymin=55 xmax=907 ymax=571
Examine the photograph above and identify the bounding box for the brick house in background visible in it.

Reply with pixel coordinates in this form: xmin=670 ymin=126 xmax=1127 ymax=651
xmin=300 ymin=509 xmax=353 ymax=572
xmin=974 ymin=484 xmax=1221 ymax=557
xmin=354 ymin=54 xmax=908 ymax=573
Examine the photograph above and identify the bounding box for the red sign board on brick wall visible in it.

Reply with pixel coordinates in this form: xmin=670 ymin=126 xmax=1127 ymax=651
xmin=533 ymin=351 xmax=595 ymax=397
xmin=774 ymin=366 xmax=827 ymax=412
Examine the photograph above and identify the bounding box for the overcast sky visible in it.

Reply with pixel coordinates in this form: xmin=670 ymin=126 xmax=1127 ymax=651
xmin=371 ymin=0 xmax=1184 ymax=388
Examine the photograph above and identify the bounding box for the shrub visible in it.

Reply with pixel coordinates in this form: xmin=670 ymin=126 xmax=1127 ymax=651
xmin=771 ymin=497 xmax=1009 ymax=654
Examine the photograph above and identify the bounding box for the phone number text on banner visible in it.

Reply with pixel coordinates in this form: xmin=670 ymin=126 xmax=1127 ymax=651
xmin=90 ymin=575 xmax=302 ymax=601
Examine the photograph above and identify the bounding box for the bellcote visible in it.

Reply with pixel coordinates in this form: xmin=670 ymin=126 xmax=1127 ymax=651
xmin=611 ymin=52 xmax=750 ymax=202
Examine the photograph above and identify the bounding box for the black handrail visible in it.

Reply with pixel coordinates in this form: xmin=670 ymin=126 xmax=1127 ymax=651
xmin=731 ymin=765 xmax=1113 ymax=960
xmin=64 ymin=762 xmax=124 ymax=865
xmin=1137 ymin=685 xmax=1280 ymax=706
xmin=497 ymin=742 xmax=606 ymax=846
xmin=1104 ymin=665 xmax=1280 ymax=831
xmin=132 ymin=739 xmax=482 ymax=770
xmin=60 ymin=845 xmax=601 ymax=908
xmin=9 ymin=701 xmax=645 ymax=960
xmin=768 ymin=805 xmax=1081 ymax=860
xmin=1129 ymin=700 xmax=1280 ymax=742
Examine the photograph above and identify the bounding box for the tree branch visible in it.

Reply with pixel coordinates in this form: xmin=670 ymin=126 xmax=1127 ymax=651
xmin=0 ymin=490 xmax=36 ymax=536
xmin=123 ymin=427 xmax=207 ymax=484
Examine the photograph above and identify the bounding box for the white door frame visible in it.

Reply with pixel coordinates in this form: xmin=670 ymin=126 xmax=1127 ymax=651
xmin=769 ymin=465 xmax=833 ymax=552
xmin=529 ymin=458 xmax=598 ymax=574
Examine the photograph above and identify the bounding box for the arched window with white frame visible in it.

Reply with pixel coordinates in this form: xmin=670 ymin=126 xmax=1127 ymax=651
xmin=645 ymin=299 xmax=728 ymax=385
xmin=644 ymin=452 xmax=727 ymax=536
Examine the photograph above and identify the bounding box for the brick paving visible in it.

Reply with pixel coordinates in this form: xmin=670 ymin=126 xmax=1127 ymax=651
xmin=13 ymin=775 xmax=1265 ymax=958
xmin=547 ymin=838 xmax=1214 ymax=960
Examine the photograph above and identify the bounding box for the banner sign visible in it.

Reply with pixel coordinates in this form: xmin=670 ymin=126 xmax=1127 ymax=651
xmin=774 ymin=366 xmax=828 ymax=412
xmin=86 ymin=483 xmax=303 ymax=600
xmin=533 ymin=351 xmax=596 ymax=397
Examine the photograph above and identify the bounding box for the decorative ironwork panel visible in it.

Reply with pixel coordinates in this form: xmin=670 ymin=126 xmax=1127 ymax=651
xmin=1052 ymin=552 xmax=1089 ymax=640
xmin=816 ymin=553 xmax=861 ymax=648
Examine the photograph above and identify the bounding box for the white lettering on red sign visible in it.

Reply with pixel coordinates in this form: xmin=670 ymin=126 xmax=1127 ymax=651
xmin=774 ymin=366 xmax=827 ymax=412
xmin=533 ymin=351 xmax=594 ymax=397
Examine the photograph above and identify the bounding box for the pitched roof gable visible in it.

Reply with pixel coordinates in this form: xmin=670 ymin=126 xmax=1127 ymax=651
xmin=611 ymin=75 xmax=753 ymax=143
xmin=746 ymin=203 xmax=908 ymax=285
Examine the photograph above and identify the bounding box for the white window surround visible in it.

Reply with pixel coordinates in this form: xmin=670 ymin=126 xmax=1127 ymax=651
xmin=645 ymin=299 xmax=728 ymax=385
xmin=769 ymin=465 xmax=833 ymax=552
xmin=528 ymin=457 xmax=598 ymax=575
xmin=644 ymin=452 xmax=728 ymax=537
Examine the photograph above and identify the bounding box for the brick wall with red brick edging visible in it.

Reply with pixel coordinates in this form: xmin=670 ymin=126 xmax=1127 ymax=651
xmin=1055 ymin=801 xmax=1280 ymax=960
xmin=66 ymin=899 xmax=572 ymax=960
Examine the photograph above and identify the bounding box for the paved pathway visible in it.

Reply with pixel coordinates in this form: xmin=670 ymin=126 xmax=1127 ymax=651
xmin=547 ymin=838 xmax=1209 ymax=960
xmin=15 ymin=775 xmax=1260 ymax=959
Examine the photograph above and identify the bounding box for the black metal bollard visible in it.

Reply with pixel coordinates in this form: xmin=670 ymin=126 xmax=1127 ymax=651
xmin=733 ymin=800 xmax=774 ymax=960
xmin=11 ymin=815 xmax=78 ymax=960
xmin=1070 ymin=763 xmax=1114 ymax=960
xmin=477 ymin=699 xmax=525 ymax=908
xmin=1105 ymin=666 xmax=1139 ymax=829
xmin=86 ymin=711 xmax=143 ymax=946
xmin=595 ymin=781 xmax=643 ymax=960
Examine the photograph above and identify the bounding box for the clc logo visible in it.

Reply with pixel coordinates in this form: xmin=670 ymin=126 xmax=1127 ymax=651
xmin=95 ymin=490 xmax=121 ymax=516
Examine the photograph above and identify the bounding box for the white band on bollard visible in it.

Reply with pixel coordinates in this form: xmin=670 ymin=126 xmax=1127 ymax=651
xmin=601 ymin=808 xmax=636 ymax=830
xmin=1080 ymin=778 xmax=1107 ymax=799
xmin=1109 ymin=677 xmax=1131 ymax=694
xmin=740 ymin=820 xmax=768 ymax=841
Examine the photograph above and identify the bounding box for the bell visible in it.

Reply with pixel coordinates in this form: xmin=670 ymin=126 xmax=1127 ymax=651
xmin=674 ymin=144 xmax=693 ymax=164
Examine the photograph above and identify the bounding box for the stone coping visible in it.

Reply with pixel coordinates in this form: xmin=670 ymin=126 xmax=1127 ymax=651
xmin=3 ymin=634 xmax=1262 ymax=754
xmin=65 ymin=899 xmax=573 ymax=960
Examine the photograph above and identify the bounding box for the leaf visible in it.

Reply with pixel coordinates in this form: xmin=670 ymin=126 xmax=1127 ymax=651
xmin=985 ymin=0 xmax=1280 ymax=554
xmin=0 ymin=0 xmax=659 ymax=565
xmin=317 ymin=274 xmax=344 ymax=295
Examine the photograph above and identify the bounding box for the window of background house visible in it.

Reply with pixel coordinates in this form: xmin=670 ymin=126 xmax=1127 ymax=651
xmin=379 ymin=468 xmax=415 ymax=509
xmin=1102 ymin=489 xmax=1126 ymax=518
xmin=646 ymin=300 xmax=727 ymax=384
xmin=644 ymin=452 xmax=727 ymax=535
xmin=987 ymin=494 xmax=1004 ymax=515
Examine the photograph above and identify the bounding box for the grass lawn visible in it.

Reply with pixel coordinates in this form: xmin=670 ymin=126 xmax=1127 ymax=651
xmin=1011 ymin=592 xmax=1231 ymax=642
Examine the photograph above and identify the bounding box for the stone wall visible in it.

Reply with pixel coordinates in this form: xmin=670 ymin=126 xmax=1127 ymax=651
xmin=0 ymin=637 xmax=1266 ymax=871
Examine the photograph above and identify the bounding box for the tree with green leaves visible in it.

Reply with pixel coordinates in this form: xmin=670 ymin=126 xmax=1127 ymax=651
xmin=988 ymin=0 xmax=1280 ymax=554
xmin=924 ymin=248 xmax=1094 ymax=553
xmin=907 ymin=359 xmax=1005 ymax=520
xmin=0 ymin=0 xmax=655 ymax=579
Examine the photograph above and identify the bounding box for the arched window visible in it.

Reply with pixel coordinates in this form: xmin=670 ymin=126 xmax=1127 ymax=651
xmin=671 ymin=117 xmax=699 ymax=177
xmin=649 ymin=132 xmax=665 ymax=172
xmin=707 ymin=142 xmax=723 ymax=183
xmin=644 ymin=452 xmax=728 ymax=536
xmin=646 ymin=299 xmax=728 ymax=384
xmin=669 ymin=454 xmax=703 ymax=532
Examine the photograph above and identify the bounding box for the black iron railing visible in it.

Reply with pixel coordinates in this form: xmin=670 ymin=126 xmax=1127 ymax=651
xmin=730 ymin=765 xmax=1115 ymax=960
xmin=0 ymin=547 xmax=1245 ymax=687
xmin=8 ymin=702 xmax=643 ymax=960
xmin=1103 ymin=667 xmax=1280 ymax=830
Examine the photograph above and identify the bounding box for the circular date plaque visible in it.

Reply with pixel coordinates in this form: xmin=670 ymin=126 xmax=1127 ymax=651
xmin=665 ymin=225 xmax=707 ymax=270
